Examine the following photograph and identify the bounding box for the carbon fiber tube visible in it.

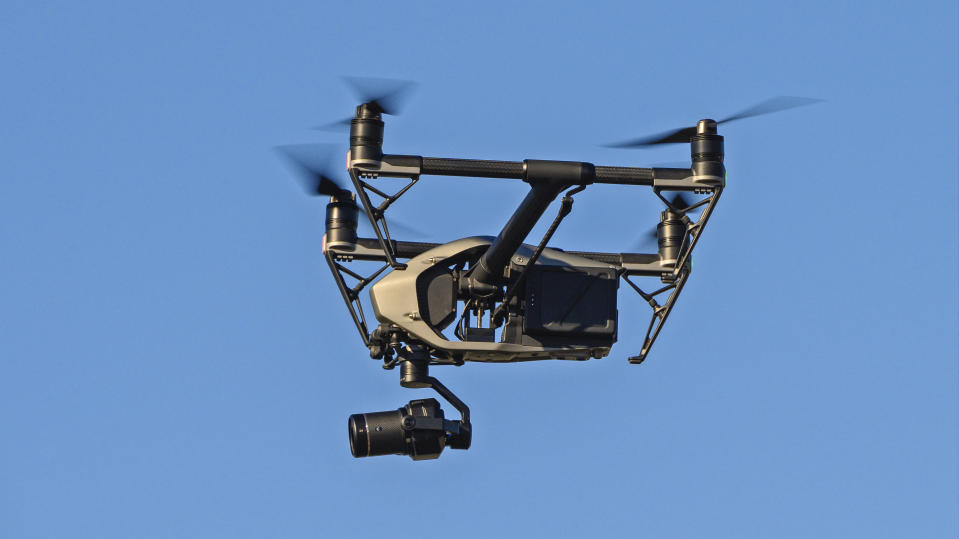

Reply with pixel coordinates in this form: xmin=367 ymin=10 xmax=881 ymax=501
xmin=417 ymin=156 xmax=660 ymax=186
xmin=469 ymin=181 xmax=566 ymax=289
xmin=594 ymin=165 xmax=654 ymax=185
xmin=421 ymin=157 xmax=525 ymax=179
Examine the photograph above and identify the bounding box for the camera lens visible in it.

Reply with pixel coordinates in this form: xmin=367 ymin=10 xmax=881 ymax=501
xmin=348 ymin=414 xmax=366 ymax=457
xmin=348 ymin=409 xmax=408 ymax=458
xmin=347 ymin=399 xmax=447 ymax=460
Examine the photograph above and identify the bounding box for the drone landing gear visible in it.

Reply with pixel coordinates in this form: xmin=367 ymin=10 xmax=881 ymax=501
xmin=348 ymin=345 xmax=471 ymax=460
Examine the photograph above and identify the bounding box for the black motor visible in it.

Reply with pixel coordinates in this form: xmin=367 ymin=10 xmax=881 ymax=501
xmin=325 ymin=194 xmax=359 ymax=251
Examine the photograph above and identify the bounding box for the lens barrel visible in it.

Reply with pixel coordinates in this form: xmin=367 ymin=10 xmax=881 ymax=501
xmin=348 ymin=398 xmax=448 ymax=460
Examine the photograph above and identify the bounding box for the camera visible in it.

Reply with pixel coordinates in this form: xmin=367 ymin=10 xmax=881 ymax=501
xmin=349 ymin=398 xmax=470 ymax=460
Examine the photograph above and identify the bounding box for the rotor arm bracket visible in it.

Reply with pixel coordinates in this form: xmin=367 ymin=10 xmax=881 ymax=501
xmin=623 ymin=268 xmax=692 ymax=364
xmin=347 ymin=165 xmax=421 ymax=269
xmin=621 ymin=185 xmax=723 ymax=364
xmin=324 ymin=250 xmax=392 ymax=347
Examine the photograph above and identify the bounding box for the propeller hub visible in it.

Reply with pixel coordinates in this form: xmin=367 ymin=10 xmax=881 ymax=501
xmin=696 ymin=119 xmax=718 ymax=135
xmin=355 ymin=102 xmax=384 ymax=119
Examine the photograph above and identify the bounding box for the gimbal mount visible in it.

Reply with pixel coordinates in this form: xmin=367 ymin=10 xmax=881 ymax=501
xmin=348 ymin=344 xmax=471 ymax=460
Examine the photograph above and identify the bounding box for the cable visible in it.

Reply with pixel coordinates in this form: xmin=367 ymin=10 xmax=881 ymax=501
xmin=491 ymin=185 xmax=586 ymax=327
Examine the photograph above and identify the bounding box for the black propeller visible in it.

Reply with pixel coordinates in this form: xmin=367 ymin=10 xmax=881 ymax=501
xmin=633 ymin=192 xmax=696 ymax=251
xmin=635 ymin=227 xmax=659 ymax=251
xmin=276 ymin=144 xmax=350 ymax=197
xmin=316 ymin=77 xmax=418 ymax=131
xmin=275 ymin=144 xmax=426 ymax=238
xmin=664 ymin=192 xmax=694 ymax=212
xmin=605 ymin=96 xmax=823 ymax=148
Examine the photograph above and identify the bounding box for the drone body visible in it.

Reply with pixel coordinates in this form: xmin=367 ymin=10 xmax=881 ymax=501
xmin=279 ymin=83 xmax=817 ymax=460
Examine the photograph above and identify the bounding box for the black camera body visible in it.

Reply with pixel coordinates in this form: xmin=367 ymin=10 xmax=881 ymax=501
xmin=349 ymin=398 xmax=456 ymax=461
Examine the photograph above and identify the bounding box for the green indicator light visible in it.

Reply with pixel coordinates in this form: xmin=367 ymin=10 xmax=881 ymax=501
xmin=723 ymin=171 xmax=727 ymax=187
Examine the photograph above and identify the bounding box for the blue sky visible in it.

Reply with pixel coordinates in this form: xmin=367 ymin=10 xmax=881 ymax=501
xmin=1 ymin=1 xmax=956 ymax=537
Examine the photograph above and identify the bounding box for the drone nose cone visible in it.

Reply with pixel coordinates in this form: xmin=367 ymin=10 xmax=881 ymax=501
xmin=696 ymin=119 xmax=718 ymax=134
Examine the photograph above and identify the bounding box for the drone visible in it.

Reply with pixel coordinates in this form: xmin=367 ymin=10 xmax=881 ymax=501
xmin=278 ymin=79 xmax=819 ymax=460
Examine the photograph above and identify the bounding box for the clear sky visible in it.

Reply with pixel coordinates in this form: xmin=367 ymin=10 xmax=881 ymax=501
xmin=1 ymin=1 xmax=956 ymax=537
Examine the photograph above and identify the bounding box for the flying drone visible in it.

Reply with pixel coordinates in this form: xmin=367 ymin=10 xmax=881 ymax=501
xmin=278 ymin=79 xmax=819 ymax=460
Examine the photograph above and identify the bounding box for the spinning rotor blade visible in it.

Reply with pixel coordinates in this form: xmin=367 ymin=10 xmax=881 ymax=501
xmin=666 ymin=192 xmax=694 ymax=212
xmin=605 ymin=126 xmax=698 ymax=148
xmin=315 ymin=77 xmax=418 ymax=130
xmin=314 ymin=118 xmax=353 ymax=131
xmin=275 ymin=144 xmax=350 ymax=196
xmin=604 ymin=96 xmax=822 ymax=148
xmin=342 ymin=76 xmax=417 ymax=116
xmin=716 ymin=96 xmax=823 ymax=125
xmin=634 ymin=227 xmax=659 ymax=251
xmin=632 ymin=193 xmax=696 ymax=251
xmin=275 ymin=143 xmax=428 ymax=238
